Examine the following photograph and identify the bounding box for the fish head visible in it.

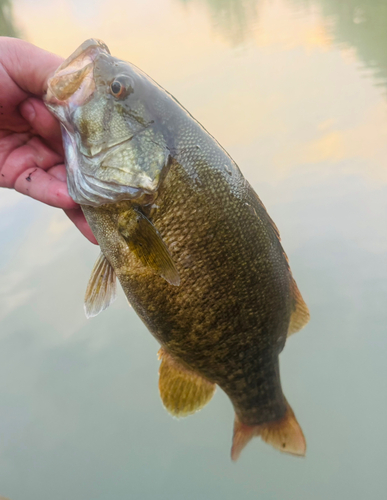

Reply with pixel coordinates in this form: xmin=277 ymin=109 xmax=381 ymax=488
xmin=45 ymin=39 xmax=170 ymax=206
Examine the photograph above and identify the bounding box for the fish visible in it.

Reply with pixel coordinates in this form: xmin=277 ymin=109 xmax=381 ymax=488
xmin=45 ymin=39 xmax=310 ymax=460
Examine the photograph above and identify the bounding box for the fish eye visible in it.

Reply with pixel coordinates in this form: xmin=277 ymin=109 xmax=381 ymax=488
xmin=111 ymin=81 xmax=122 ymax=96
xmin=109 ymin=75 xmax=134 ymax=99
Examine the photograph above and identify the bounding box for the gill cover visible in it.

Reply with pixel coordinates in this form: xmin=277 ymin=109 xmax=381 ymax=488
xmin=45 ymin=38 xmax=169 ymax=206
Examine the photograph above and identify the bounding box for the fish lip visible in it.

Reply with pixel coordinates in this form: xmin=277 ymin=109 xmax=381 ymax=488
xmin=56 ymin=39 xmax=110 ymax=74
xmin=45 ymin=39 xmax=109 ymax=107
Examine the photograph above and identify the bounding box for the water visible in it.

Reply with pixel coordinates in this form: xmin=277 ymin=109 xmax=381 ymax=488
xmin=0 ymin=0 xmax=386 ymax=498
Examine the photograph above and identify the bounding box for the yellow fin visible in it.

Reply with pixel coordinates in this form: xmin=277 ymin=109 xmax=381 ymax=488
xmin=158 ymin=348 xmax=216 ymax=417
xmin=288 ymin=279 xmax=310 ymax=337
xmin=84 ymin=252 xmax=117 ymax=318
xmin=231 ymin=399 xmax=306 ymax=461
xmin=118 ymin=209 xmax=180 ymax=286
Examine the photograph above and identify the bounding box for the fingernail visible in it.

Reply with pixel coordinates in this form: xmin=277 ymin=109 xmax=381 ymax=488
xmin=20 ymin=101 xmax=36 ymax=123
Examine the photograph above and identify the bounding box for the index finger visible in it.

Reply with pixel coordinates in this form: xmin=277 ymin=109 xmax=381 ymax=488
xmin=14 ymin=166 xmax=78 ymax=210
xmin=0 ymin=37 xmax=63 ymax=96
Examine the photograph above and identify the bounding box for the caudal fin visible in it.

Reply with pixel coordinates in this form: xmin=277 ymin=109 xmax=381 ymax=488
xmin=231 ymin=400 xmax=306 ymax=461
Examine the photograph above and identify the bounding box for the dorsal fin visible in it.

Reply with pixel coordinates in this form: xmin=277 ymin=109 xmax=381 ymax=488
xmin=288 ymin=279 xmax=310 ymax=336
xmin=84 ymin=252 xmax=117 ymax=318
xmin=158 ymin=348 xmax=216 ymax=417
xmin=231 ymin=399 xmax=306 ymax=461
xmin=247 ymin=183 xmax=310 ymax=337
xmin=247 ymin=182 xmax=281 ymax=241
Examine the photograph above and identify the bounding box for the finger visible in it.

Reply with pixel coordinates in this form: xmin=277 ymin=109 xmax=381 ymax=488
xmin=64 ymin=208 xmax=98 ymax=244
xmin=47 ymin=163 xmax=67 ymax=182
xmin=0 ymin=132 xmax=31 ymax=186
xmin=49 ymin=164 xmax=98 ymax=243
xmin=48 ymin=164 xmax=98 ymax=244
xmin=0 ymin=134 xmax=62 ymax=188
xmin=14 ymin=166 xmax=78 ymax=210
xmin=0 ymin=57 xmax=31 ymax=132
xmin=1 ymin=38 xmax=63 ymax=96
xmin=19 ymin=98 xmax=63 ymax=154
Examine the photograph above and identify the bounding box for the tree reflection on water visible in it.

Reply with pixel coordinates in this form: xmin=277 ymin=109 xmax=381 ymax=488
xmin=0 ymin=0 xmax=18 ymax=37
xmin=179 ymin=0 xmax=387 ymax=90
xmin=179 ymin=0 xmax=259 ymax=46
xmin=293 ymin=0 xmax=387 ymax=89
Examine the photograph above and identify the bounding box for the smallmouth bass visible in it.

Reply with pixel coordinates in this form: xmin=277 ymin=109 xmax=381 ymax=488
xmin=45 ymin=39 xmax=310 ymax=460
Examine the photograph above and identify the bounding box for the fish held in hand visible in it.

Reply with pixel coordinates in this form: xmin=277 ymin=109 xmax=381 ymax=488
xmin=45 ymin=39 xmax=310 ymax=460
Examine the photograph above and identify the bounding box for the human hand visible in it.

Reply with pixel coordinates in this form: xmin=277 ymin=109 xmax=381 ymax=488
xmin=0 ymin=37 xmax=97 ymax=244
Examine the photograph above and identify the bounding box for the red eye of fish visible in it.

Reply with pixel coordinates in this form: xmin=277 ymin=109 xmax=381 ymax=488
xmin=110 ymin=80 xmax=124 ymax=97
xmin=109 ymin=76 xmax=134 ymax=98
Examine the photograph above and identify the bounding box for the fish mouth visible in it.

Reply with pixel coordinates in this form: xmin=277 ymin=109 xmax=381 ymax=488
xmin=45 ymin=39 xmax=109 ymax=108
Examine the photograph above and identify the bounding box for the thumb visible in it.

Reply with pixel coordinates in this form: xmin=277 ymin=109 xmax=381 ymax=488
xmin=1 ymin=37 xmax=63 ymax=96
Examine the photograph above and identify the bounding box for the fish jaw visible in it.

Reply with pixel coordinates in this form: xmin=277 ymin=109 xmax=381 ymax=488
xmin=60 ymin=125 xmax=154 ymax=207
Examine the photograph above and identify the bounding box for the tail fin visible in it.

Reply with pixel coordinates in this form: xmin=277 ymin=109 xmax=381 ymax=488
xmin=231 ymin=400 xmax=306 ymax=461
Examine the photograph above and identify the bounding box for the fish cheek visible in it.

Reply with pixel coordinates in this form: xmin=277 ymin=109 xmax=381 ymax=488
xmin=73 ymin=97 xmax=110 ymax=156
xmin=73 ymin=93 xmax=134 ymax=157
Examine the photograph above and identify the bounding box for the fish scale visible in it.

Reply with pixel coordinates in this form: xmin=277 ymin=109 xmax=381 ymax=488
xmin=83 ymin=158 xmax=290 ymax=421
xmin=45 ymin=38 xmax=310 ymax=460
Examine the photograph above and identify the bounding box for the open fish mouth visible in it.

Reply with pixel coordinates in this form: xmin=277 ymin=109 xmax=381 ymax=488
xmin=45 ymin=39 xmax=109 ymax=108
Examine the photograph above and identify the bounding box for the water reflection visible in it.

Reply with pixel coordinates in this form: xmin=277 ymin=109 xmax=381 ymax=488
xmin=295 ymin=0 xmax=387 ymax=85
xmin=1 ymin=0 xmax=387 ymax=499
xmin=180 ymin=0 xmax=387 ymax=89
xmin=293 ymin=0 xmax=387 ymax=88
xmin=0 ymin=0 xmax=18 ymax=37
xmin=179 ymin=0 xmax=258 ymax=45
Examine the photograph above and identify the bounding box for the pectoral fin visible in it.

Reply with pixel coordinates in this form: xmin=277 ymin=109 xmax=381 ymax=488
xmin=84 ymin=252 xmax=117 ymax=318
xmin=288 ymin=279 xmax=310 ymax=337
xmin=118 ymin=209 xmax=180 ymax=286
xmin=158 ymin=348 xmax=216 ymax=417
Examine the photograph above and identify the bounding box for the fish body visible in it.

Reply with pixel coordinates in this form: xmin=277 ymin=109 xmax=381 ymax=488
xmin=45 ymin=39 xmax=310 ymax=459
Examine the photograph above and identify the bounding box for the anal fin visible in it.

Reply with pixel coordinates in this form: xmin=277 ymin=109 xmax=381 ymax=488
xmin=288 ymin=279 xmax=310 ymax=337
xmin=158 ymin=348 xmax=216 ymax=417
xmin=231 ymin=399 xmax=306 ymax=461
xmin=84 ymin=252 xmax=117 ymax=318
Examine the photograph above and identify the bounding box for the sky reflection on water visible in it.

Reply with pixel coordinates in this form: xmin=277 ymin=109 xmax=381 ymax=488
xmin=0 ymin=1 xmax=386 ymax=499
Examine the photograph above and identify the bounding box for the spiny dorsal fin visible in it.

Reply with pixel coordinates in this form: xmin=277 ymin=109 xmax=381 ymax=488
xmin=158 ymin=348 xmax=216 ymax=417
xmin=247 ymin=182 xmax=281 ymax=241
xmin=84 ymin=252 xmax=117 ymax=318
xmin=248 ymin=183 xmax=309 ymax=337
xmin=118 ymin=209 xmax=180 ymax=286
xmin=231 ymin=399 xmax=306 ymax=461
xmin=248 ymin=182 xmax=310 ymax=337
xmin=288 ymin=279 xmax=310 ymax=337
